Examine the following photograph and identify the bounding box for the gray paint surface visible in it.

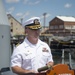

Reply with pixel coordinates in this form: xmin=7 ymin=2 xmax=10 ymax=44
xmin=0 ymin=0 xmax=11 ymax=69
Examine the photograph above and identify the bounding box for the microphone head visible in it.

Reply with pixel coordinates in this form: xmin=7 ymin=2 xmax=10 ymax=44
xmin=38 ymin=65 xmax=51 ymax=72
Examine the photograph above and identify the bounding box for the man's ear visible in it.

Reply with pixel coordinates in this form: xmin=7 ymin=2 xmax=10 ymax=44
xmin=25 ymin=28 xmax=28 ymax=34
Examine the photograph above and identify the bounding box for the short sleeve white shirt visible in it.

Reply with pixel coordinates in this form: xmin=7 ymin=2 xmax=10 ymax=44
xmin=11 ymin=37 xmax=53 ymax=71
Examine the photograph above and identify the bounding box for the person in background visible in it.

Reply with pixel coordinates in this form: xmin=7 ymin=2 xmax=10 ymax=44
xmin=11 ymin=17 xmax=54 ymax=75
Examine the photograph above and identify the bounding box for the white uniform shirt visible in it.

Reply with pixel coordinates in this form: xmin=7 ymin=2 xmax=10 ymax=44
xmin=11 ymin=37 xmax=53 ymax=71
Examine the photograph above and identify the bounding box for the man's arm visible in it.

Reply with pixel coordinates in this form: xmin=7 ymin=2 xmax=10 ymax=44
xmin=11 ymin=66 xmax=38 ymax=75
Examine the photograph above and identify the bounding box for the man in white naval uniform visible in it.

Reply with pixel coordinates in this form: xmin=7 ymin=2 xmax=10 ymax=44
xmin=11 ymin=17 xmax=54 ymax=75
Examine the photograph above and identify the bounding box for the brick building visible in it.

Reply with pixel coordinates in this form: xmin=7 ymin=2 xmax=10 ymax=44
xmin=49 ymin=16 xmax=75 ymax=37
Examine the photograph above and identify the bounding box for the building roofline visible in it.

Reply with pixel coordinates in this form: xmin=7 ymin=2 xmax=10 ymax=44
xmin=7 ymin=14 xmax=22 ymax=25
xmin=56 ymin=15 xmax=75 ymax=22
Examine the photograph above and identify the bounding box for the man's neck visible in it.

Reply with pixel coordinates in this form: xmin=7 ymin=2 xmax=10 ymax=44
xmin=27 ymin=37 xmax=38 ymax=44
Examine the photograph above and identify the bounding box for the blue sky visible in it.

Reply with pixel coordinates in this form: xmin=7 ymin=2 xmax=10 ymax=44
xmin=2 ymin=0 xmax=75 ymax=26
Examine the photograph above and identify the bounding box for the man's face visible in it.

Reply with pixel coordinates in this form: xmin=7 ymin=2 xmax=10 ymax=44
xmin=26 ymin=28 xmax=41 ymax=38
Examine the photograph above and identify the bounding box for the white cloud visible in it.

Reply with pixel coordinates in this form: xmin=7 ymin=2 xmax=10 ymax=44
xmin=23 ymin=0 xmax=48 ymax=5
xmin=46 ymin=13 xmax=51 ymax=18
xmin=44 ymin=0 xmax=48 ymax=1
xmin=40 ymin=0 xmax=48 ymax=1
xmin=17 ymin=11 xmax=30 ymax=20
xmin=29 ymin=1 xmax=40 ymax=5
xmin=64 ymin=3 xmax=72 ymax=8
xmin=6 ymin=0 xmax=20 ymax=3
xmin=21 ymin=12 xmax=30 ymax=18
xmin=16 ymin=13 xmax=23 ymax=17
xmin=23 ymin=0 xmax=40 ymax=5
xmin=6 ymin=7 xmax=15 ymax=14
xmin=23 ymin=0 xmax=29 ymax=4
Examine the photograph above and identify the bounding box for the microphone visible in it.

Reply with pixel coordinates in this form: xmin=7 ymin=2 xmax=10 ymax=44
xmin=38 ymin=65 xmax=51 ymax=72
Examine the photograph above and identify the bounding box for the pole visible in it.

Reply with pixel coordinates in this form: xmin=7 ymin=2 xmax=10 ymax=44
xmin=62 ymin=49 xmax=65 ymax=64
xmin=69 ymin=50 xmax=72 ymax=69
xmin=43 ymin=13 xmax=47 ymax=31
xmin=21 ymin=18 xmax=23 ymax=24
